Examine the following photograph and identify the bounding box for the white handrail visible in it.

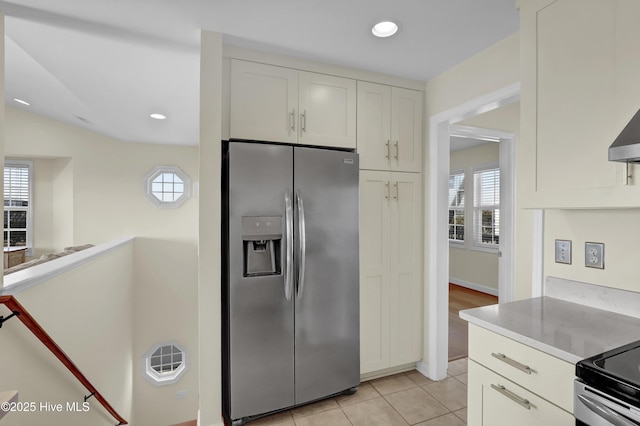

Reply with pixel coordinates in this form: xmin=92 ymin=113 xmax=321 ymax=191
xmin=2 ymin=236 xmax=134 ymax=295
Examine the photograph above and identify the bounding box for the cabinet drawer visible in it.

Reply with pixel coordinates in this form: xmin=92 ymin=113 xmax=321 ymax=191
xmin=468 ymin=360 xmax=573 ymax=426
xmin=468 ymin=324 xmax=574 ymax=413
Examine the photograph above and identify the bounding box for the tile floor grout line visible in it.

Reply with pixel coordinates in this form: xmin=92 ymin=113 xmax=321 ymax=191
xmin=249 ymin=359 xmax=468 ymax=425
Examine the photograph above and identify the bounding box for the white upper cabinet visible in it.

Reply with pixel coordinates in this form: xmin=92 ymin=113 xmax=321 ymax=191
xmin=520 ymin=0 xmax=640 ymax=208
xmin=357 ymin=82 xmax=392 ymax=170
xmin=298 ymin=71 xmax=357 ymax=148
xmin=230 ymin=60 xmax=299 ymax=144
xmin=357 ymin=82 xmax=423 ymax=172
xmin=230 ymin=59 xmax=356 ymax=149
xmin=391 ymin=88 xmax=423 ymax=173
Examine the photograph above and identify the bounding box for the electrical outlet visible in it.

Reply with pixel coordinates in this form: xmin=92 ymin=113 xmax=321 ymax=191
xmin=555 ymin=239 xmax=572 ymax=264
xmin=585 ymin=242 xmax=605 ymax=269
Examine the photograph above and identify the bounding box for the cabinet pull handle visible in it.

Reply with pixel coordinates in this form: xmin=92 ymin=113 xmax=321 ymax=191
xmin=291 ymin=109 xmax=296 ymax=132
xmin=301 ymin=110 xmax=307 ymax=133
xmin=384 ymin=182 xmax=390 ymax=200
xmin=491 ymin=384 xmax=533 ymax=410
xmin=394 ymin=141 xmax=399 ymax=160
xmin=393 ymin=182 xmax=398 ymax=201
xmin=491 ymin=352 xmax=534 ymax=375
xmin=385 ymin=140 xmax=390 ymax=159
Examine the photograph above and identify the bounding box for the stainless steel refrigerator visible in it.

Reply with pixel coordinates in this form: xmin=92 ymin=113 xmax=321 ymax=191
xmin=222 ymin=141 xmax=360 ymax=425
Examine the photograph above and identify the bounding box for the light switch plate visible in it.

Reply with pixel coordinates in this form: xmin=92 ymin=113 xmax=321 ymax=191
xmin=555 ymin=239 xmax=572 ymax=264
xmin=585 ymin=242 xmax=605 ymax=269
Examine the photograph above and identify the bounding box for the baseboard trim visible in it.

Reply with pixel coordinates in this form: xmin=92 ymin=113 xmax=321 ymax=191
xmin=450 ymin=277 xmax=498 ymax=297
xmin=360 ymin=363 xmax=417 ymax=381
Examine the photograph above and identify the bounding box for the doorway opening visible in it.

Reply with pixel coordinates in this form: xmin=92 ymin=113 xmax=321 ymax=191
xmin=424 ymin=83 xmax=520 ymax=380
xmin=447 ymin=123 xmax=513 ymax=360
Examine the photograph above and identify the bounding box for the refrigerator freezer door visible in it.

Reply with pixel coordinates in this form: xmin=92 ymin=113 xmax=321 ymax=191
xmin=293 ymin=147 xmax=360 ymax=404
xmin=228 ymin=142 xmax=295 ymax=419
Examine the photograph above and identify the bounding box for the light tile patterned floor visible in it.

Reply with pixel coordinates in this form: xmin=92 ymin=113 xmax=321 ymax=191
xmin=248 ymin=358 xmax=469 ymax=426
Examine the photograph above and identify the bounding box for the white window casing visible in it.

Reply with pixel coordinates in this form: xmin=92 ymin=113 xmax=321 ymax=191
xmin=472 ymin=165 xmax=500 ymax=252
xmin=448 ymin=171 xmax=465 ymax=247
xmin=4 ymin=160 xmax=33 ymax=256
xmin=144 ymin=165 xmax=191 ymax=208
xmin=142 ymin=342 xmax=188 ymax=386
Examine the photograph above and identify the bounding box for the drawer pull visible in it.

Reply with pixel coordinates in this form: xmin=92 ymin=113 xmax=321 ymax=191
xmin=491 ymin=384 xmax=533 ymax=410
xmin=491 ymin=352 xmax=534 ymax=374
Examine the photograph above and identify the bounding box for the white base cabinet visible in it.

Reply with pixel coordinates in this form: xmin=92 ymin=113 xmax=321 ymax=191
xmin=359 ymin=170 xmax=422 ymax=374
xmin=468 ymin=360 xmax=574 ymax=426
xmin=467 ymin=324 xmax=574 ymax=425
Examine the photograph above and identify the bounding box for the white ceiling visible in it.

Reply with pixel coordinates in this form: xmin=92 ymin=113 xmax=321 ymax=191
xmin=0 ymin=0 xmax=519 ymax=146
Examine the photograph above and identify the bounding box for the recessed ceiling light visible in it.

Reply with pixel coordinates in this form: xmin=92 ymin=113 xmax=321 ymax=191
xmin=372 ymin=21 xmax=399 ymax=38
xmin=14 ymin=98 xmax=30 ymax=106
xmin=150 ymin=113 xmax=167 ymax=120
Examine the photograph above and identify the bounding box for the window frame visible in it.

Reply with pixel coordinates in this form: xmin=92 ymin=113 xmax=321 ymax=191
xmin=471 ymin=164 xmax=500 ymax=253
xmin=4 ymin=160 xmax=33 ymax=256
xmin=142 ymin=341 xmax=188 ymax=386
xmin=448 ymin=170 xmax=466 ymax=248
xmin=144 ymin=165 xmax=191 ymax=209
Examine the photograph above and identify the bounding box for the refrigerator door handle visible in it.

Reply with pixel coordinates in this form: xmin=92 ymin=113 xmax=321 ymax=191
xmin=296 ymin=189 xmax=307 ymax=299
xmin=284 ymin=190 xmax=294 ymax=301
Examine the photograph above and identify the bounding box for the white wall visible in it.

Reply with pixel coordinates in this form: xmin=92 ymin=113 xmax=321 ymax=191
xmin=198 ymin=30 xmax=224 ymax=426
xmin=449 ymin=143 xmax=500 ymax=293
xmin=4 ymin=107 xmax=199 ymax=425
xmin=544 ymin=209 xmax=640 ymax=292
xmin=0 ymin=243 xmax=133 ymax=426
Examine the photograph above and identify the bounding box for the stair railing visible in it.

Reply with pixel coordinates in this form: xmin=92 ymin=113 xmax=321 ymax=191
xmin=0 ymin=295 xmax=128 ymax=425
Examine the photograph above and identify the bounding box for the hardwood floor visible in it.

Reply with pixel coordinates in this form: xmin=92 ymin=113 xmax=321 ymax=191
xmin=449 ymin=284 xmax=498 ymax=361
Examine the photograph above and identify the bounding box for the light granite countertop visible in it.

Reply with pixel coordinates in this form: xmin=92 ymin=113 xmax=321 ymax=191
xmin=460 ymin=295 xmax=640 ymax=364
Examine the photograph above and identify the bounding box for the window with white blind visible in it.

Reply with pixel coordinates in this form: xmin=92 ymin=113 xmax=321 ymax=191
xmin=4 ymin=161 xmax=33 ymax=255
xmin=448 ymin=172 xmax=465 ymax=244
xmin=472 ymin=166 xmax=500 ymax=249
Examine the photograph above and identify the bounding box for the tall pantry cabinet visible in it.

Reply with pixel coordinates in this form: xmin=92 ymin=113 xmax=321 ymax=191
xmin=357 ymin=81 xmax=424 ymax=375
xmin=226 ymin=53 xmax=424 ymax=377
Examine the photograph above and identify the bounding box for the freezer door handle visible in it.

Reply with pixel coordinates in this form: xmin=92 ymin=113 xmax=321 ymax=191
xmin=296 ymin=189 xmax=307 ymax=299
xmin=284 ymin=190 xmax=294 ymax=301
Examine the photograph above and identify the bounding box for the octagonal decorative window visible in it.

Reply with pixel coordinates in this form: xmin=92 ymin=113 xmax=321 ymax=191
xmin=144 ymin=165 xmax=191 ymax=208
xmin=142 ymin=342 xmax=188 ymax=386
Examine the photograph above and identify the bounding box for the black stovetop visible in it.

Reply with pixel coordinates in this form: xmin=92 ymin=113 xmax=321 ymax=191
xmin=577 ymin=339 xmax=640 ymax=408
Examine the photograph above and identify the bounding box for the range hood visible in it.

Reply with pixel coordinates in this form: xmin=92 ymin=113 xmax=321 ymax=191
xmin=609 ymin=109 xmax=640 ymax=163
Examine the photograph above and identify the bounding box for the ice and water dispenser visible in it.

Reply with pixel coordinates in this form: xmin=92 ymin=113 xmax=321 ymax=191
xmin=242 ymin=216 xmax=282 ymax=277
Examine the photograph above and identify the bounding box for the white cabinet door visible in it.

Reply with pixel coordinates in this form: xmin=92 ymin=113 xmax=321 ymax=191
xmin=357 ymin=82 xmax=392 ymax=170
xmin=391 ymin=88 xmax=423 ymax=173
xmin=388 ymin=172 xmax=423 ymax=366
xmin=359 ymin=171 xmax=422 ymax=374
xmin=359 ymin=170 xmax=391 ymax=374
xmin=535 ymin=0 xmax=617 ymax=193
xmin=468 ymin=360 xmax=573 ymax=426
xmin=357 ymin=84 xmax=423 ymax=172
xmin=519 ymin=0 xmax=640 ymax=208
xmin=298 ymin=71 xmax=357 ymax=148
xmin=230 ymin=60 xmax=298 ymax=144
